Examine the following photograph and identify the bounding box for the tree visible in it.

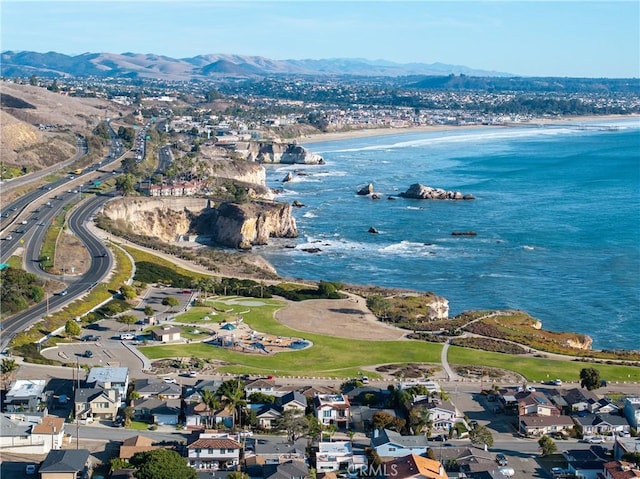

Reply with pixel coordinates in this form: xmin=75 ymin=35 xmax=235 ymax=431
xmin=117 ymin=315 xmax=137 ymax=331
xmin=29 ymin=74 xmax=38 ymax=86
xmin=1 ymin=358 xmax=17 ymax=375
xmin=228 ymin=473 xmax=248 ymax=479
xmin=161 ymin=296 xmax=180 ymax=311
xmin=469 ymin=425 xmax=494 ymax=448
xmin=65 ymin=319 xmax=81 ymax=337
xmin=248 ymin=392 xmax=275 ymax=404
xmin=120 ymin=284 xmax=137 ymax=300
xmin=130 ymin=449 xmax=197 ymax=479
xmin=217 ymin=379 xmax=246 ymax=428
xmin=201 ymin=389 xmax=221 ymax=428
xmin=372 ymin=411 xmax=395 ymax=430
xmin=123 ymin=406 xmax=134 ymax=426
xmin=580 ymin=367 xmax=601 ymax=390
xmin=115 ymin=173 xmax=137 ymax=196
xmin=274 ymin=409 xmax=309 ymax=443
xmin=538 ymin=435 xmax=557 ymax=456
xmin=143 ymin=305 xmax=155 ymax=316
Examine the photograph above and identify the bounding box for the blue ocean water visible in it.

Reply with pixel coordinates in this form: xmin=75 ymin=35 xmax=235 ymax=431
xmin=257 ymin=120 xmax=640 ymax=350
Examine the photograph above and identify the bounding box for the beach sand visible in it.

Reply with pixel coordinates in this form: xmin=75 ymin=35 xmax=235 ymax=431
xmin=300 ymin=114 xmax=638 ymax=144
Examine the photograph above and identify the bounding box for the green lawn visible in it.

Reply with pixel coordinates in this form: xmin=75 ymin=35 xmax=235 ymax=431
xmin=448 ymin=346 xmax=640 ymax=383
xmin=141 ymin=297 xmax=442 ymax=378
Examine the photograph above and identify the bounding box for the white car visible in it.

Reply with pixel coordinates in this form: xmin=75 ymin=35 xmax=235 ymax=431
xmin=119 ymin=333 xmax=135 ymax=340
xmin=162 ymin=377 xmax=177 ymax=384
xmin=188 ymin=371 xmax=197 ymax=378
xmin=588 ymin=436 xmax=605 ymax=444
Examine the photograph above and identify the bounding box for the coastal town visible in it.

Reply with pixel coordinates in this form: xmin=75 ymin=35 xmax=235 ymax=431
xmin=2 ymin=53 xmax=640 ymax=479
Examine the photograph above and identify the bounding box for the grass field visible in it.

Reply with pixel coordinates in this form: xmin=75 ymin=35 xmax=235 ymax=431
xmin=448 ymin=346 xmax=640 ymax=383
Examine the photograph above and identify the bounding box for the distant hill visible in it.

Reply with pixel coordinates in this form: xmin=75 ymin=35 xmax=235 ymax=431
xmin=0 ymin=50 xmax=512 ymax=79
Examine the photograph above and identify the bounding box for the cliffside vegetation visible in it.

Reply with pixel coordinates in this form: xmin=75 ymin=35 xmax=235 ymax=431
xmin=0 ymin=267 xmax=45 ymax=315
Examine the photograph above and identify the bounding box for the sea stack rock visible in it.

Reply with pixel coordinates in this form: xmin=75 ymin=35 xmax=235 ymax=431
xmin=399 ymin=183 xmax=473 ymax=200
xmin=292 ymin=200 xmax=305 ymax=208
xmin=357 ymin=183 xmax=374 ymax=196
xmin=368 ymin=226 xmax=379 ymax=234
xmin=282 ymin=172 xmax=294 ymax=183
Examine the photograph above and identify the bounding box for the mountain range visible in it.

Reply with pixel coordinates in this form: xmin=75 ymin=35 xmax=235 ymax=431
xmin=0 ymin=51 xmax=512 ymax=79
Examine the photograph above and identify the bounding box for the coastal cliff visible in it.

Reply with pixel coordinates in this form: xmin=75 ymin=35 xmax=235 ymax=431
xmin=238 ymin=141 xmax=325 ymax=164
xmin=100 ymin=197 xmax=297 ymax=249
xmin=208 ymin=201 xmax=298 ymax=249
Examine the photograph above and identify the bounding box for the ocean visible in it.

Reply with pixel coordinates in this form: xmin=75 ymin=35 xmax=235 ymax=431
xmin=256 ymin=120 xmax=640 ymax=350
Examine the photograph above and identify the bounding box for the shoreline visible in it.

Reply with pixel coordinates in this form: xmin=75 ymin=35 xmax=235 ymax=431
xmin=299 ymin=113 xmax=640 ymax=144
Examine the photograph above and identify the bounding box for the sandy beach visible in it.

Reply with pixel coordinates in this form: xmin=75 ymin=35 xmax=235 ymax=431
xmin=300 ymin=114 xmax=639 ymax=144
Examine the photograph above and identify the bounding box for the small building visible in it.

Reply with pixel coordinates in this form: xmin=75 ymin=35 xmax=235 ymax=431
xmin=134 ymin=378 xmax=182 ymax=400
xmin=371 ymin=428 xmax=430 ymax=459
xmin=38 ymin=448 xmax=91 ymax=479
xmin=74 ymin=387 xmax=120 ymax=421
xmin=132 ymin=397 xmax=182 ymax=425
xmin=187 ymin=433 xmax=241 ymax=469
xmin=245 ymin=379 xmax=277 ymax=396
xmin=383 ymin=454 xmax=448 ymax=479
xmin=602 ymin=460 xmax=640 ymax=479
xmin=263 ymin=460 xmax=311 ymax=479
xmin=313 ymin=394 xmax=351 ymax=427
xmin=519 ymin=414 xmax=574 ymax=437
xmin=31 ymin=416 xmax=65 ymax=452
xmin=623 ymin=397 xmax=640 ymax=429
xmin=316 ymin=441 xmax=364 ymax=473
xmin=86 ymin=366 xmax=129 ymax=406
xmin=119 ymin=435 xmax=159 ymax=459
xmin=4 ymin=379 xmax=47 ymax=413
xmin=151 ymin=326 xmax=182 ymax=343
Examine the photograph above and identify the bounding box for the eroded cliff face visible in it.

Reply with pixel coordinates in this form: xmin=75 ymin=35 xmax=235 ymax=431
xmin=565 ymin=336 xmax=593 ymax=350
xmin=102 ymin=198 xmax=208 ymax=242
xmin=101 ymin=197 xmax=297 ymax=249
xmin=210 ymin=201 xmax=298 ymax=249
xmin=237 ymin=141 xmax=324 ymax=164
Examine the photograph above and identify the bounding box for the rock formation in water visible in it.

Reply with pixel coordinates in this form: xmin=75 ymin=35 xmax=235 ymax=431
xmin=240 ymin=141 xmax=325 ymax=164
xmin=400 ymin=183 xmax=475 ymax=200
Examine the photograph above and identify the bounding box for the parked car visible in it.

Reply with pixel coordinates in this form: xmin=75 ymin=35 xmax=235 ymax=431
xmin=84 ymin=350 xmax=93 ymax=358
xmin=120 ymin=333 xmax=135 ymax=340
xmin=553 ymin=379 xmax=563 ymax=386
xmin=496 ymin=453 xmax=508 ymax=466
xmin=162 ymin=377 xmax=177 ymax=384
xmin=188 ymin=371 xmax=197 ymax=378
xmin=587 ymin=436 xmax=605 ymax=444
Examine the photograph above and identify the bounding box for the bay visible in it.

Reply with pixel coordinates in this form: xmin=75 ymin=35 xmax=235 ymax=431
xmin=257 ymin=120 xmax=640 ymax=350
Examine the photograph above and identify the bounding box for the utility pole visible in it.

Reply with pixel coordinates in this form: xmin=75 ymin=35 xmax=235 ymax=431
xmin=76 ymin=357 xmax=80 ymax=449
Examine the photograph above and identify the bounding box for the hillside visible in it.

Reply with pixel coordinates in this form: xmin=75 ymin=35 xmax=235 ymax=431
xmin=0 ymin=82 xmax=126 ymax=171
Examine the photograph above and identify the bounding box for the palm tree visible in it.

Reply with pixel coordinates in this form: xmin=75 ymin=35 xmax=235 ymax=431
xmin=216 ymin=379 xmax=246 ymax=429
xmin=202 ymin=389 xmax=221 ymax=428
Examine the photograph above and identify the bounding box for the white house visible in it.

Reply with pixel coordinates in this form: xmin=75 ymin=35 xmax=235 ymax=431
xmin=4 ymin=379 xmax=47 ymax=413
xmin=313 ymin=394 xmax=351 ymax=427
xmin=424 ymin=399 xmax=459 ymax=433
xmin=30 ymin=416 xmax=65 ymax=452
xmin=370 ymin=428 xmax=430 ymax=459
xmin=315 ymin=441 xmax=366 ymax=472
xmin=187 ymin=432 xmax=241 ymax=469
xmin=245 ymin=379 xmax=277 ymax=396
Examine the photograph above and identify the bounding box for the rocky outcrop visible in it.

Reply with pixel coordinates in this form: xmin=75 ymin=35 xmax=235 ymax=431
xmin=357 ymin=183 xmax=374 ymax=195
xmin=368 ymin=226 xmax=379 ymax=234
xmin=242 ymin=141 xmax=324 ymax=164
xmin=565 ymin=335 xmax=593 ymax=350
xmin=400 ymin=183 xmax=475 ymax=200
xmin=210 ymin=201 xmax=298 ymax=249
xmin=283 ymin=172 xmax=294 ymax=182
xmin=101 ymin=197 xmax=297 ymax=249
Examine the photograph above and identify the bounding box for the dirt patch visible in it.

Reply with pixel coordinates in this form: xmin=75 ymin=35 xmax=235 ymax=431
xmin=53 ymin=231 xmax=92 ymax=276
xmin=275 ymin=296 xmax=406 ymax=341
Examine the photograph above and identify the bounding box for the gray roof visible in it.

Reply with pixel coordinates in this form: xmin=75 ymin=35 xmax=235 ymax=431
xmin=0 ymin=414 xmax=32 ymax=437
xmin=263 ymin=460 xmax=309 ymax=479
xmin=275 ymin=391 xmax=307 ymax=408
xmin=133 ymin=397 xmax=181 ymax=415
xmin=87 ymin=366 xmax=128 ymax=385
xmin=135 ymin=378 xmax=182 ymax=396
xmin=74 ymin=387 xmax=116 ymax=404
xmin=39 ymin=449 xmax=90 ymax=473
xmin=254 ymin=437 xmax=305 ymax=456
xmin=371 ymin=428 xmax=429 ymax=448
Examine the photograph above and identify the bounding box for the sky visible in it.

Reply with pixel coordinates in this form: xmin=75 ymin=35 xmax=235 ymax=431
xmin=1 ymin=0 xmax=639 ymax=78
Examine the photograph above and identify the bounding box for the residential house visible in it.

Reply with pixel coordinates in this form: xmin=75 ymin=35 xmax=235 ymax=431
xmin=134 ymin=379 xmax=182 ymax=400
xmin=263 ymin=460 xmax=310 ymax=479
xmin=519 ymin=414 xmax=574 ymax=437
xmin=313 ymin=394 xmax=351 ymax=427
xmin=74 ymin=387 xmax=119 ymax=421
xmin=315 ymin=440 xmax=366 ymax=473
xmin=118 ymin=435 xmax=159 ymax=459
xmin=245 ymin=379 xmax=277 ymax=397
xmin=256 ymin=405 xmax=282 ymax=430
xmin=562 ymin=388 xmax=600 ymax=413
xmin=250 ymin=437 xmax=306 ymax=465
xmin=151 ymin=326 xmax=182 ymax=343
xmin=441 ymin=447 xmax=496 ymax=476
xmin=371 ymin=428 xmax=430 ymax=459
xmin=574 ymin=413 xmax=631 ymax=438
xmin=590 ymin=398 xmax=619 ymax=415
xmin=563 ymin=449 xmax=605 ymax=479
xmin=345 ymin=386 xmax=389 ymax=407
xmin=423 ymin=399 xmax=459 ymax=434
xmin=31 ymin=416 xmax=65 ymax=452
xmin=275 ymin=391 xmax=307 ymax=414
xmin=183 ymin=380 xmax=223 ymax=404
xmin=132 ymin=397 xmax=182 ymax=425
xmin=517 ymin=391 xmax=561 ymax=417
xmin=185 ymin=402 xmax=233 ymax=429
xmin=0 ymin=414 xmax=53 ymax=454
xmin=86 ymin=367 xmax=129 ymax=406
xmin=614 ymin=437 xmax=640 ymax=461
xmin=623 ymin=397 xmax=640 ymax=429
xmin=187 ymin=432 xmax=241 ymax=469
xmin=602 ymin=460 xmax=640 ymax=479
xmin=298 ymin=385 xmax=337 ymax=401
xmin=382 ymin=454 xmax=448 ymax=479
xmin=38 ymin=448 xmax=91 ymax=479
xmin=4 ymin=379 xmax=47 ymax=413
